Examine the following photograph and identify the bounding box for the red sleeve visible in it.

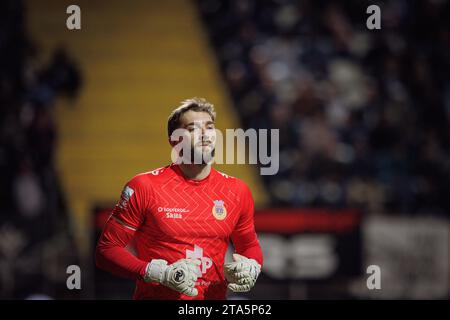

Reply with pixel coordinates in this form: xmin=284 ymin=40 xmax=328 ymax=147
xmin=95 ymin=176 xmax=150 ymax=280
xmin=230 ymin=182 xmax=264 ymax=266
xmin=110 ymin=176 xmax=148 ymax=229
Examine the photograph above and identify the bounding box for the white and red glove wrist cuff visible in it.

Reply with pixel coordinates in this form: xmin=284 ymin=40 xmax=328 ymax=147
xmin=143 ymin=259 xmax=168 ymax=283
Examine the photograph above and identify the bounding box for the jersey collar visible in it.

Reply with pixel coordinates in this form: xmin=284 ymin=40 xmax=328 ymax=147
xmin=170 ymin=163 xmax=214 ymax=186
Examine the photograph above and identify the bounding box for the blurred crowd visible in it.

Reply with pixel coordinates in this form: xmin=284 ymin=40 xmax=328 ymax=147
xmin=0 ymin=1 xmax=81 ymax=298
xmin=198 ymin=0 xmax=450 ymax=215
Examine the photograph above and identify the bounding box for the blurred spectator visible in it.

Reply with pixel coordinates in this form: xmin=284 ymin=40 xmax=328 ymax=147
xmin=0 ymin=0 xmax=81 ymax=298
xmin=12 ymin=159 xmax=45 ymax=219
xmin=197 ymin=0 xmax=450 ymax=215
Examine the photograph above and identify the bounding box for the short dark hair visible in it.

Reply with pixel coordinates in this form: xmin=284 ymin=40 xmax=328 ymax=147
xmin=167 ymin=97 xmax=216 ymax=137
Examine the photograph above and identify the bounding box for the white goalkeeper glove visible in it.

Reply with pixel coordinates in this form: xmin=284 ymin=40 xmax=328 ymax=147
xmin=143 ymin=258 xmax=201 ymax=297
xmin=224 ymin=253 xmax=261 ymax=292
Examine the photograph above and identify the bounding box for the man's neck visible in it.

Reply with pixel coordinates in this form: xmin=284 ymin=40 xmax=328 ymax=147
xmin=178 ymin=163 xmax=212 ymax=180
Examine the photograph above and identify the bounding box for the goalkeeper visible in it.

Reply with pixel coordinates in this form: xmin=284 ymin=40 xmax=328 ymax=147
xmin=95 ymin=98 xmax=263 ymax=299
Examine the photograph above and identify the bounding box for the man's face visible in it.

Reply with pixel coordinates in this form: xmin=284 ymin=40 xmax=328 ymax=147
xmin=176 ymin=110 xmax=216 ymax=164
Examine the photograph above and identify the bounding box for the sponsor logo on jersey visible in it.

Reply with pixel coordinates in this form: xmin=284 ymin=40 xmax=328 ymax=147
xmin=212 ymin=200 xmax=227 ymax=220
xmin=159 ymin=207 xmax=189 ymax=219
xmin=186 ymin=245 xmax=213 ymax=276
xmin=166 ymin=212 xmax=183 ymax=219
xmin=118 ymin=186 xmax=134 ymax=209
xmin=122 ymin=186 xmax=134 ymax=200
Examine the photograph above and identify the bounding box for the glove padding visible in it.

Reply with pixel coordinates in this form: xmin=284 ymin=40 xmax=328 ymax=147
xmin=144 ymin=258 xmax=201 ymax=297
xmin=224 ymin=253 xmax=261 ymax=292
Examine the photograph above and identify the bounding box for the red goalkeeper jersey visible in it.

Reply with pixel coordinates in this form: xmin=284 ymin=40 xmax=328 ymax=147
xmin=96 ymin=164 xmax=263 ymax=300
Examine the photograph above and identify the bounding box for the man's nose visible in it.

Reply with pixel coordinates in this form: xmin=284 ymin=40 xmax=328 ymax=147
xmin=200 ymin=126 xmax=208 ymax=138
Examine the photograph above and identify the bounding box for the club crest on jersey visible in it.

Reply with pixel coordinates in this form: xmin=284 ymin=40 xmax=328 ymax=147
xmin=212 ymin=200 xmax=227 ymax=220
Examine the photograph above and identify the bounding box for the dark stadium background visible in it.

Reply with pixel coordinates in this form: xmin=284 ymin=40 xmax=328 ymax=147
xmin=0 ymin=0 xmax=449 ymax=299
